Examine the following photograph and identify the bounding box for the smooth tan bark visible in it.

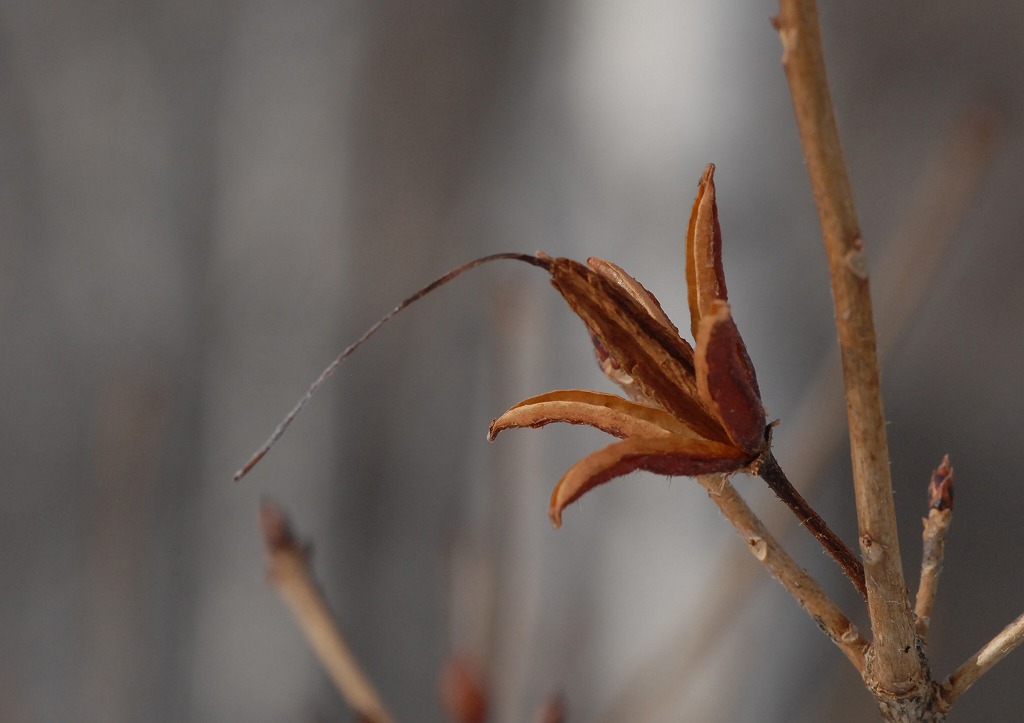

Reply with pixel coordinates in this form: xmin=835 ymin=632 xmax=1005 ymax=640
xmin=775 ymin=0 xmax=927 ymax=709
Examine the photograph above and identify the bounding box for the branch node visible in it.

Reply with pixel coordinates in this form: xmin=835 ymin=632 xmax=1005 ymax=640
xmin=844 ymin=241 xmax=868 ymax=279
xmin=748 ymin=536 xmax=769 ymax=561
xmin=859 ymin=533 xmax=883 ymax=565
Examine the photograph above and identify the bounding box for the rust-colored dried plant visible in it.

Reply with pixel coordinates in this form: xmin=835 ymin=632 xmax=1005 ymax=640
xmin=238 ymin=1 xmax=1024 ymax=720
xmin=489 ymin=166 xmax=767 ymax=527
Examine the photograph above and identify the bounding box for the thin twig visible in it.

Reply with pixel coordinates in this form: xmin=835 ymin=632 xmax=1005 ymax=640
xmin=774 ymin=0 xmax=924 ymax=695
xmin=755 ymin=451 xmax=866 ymax=598
xmin=939 ymin=610 xmax=1024 ymax=710
xmin=914 ymin=456 xmax=954 ymax=640
xmin=696 ymin=473 xmax=868 ymax=672
xmin=235 ymin=253 xmax=547 ymax=481
xmin=260 ymin=502 xmax=395 ymax=723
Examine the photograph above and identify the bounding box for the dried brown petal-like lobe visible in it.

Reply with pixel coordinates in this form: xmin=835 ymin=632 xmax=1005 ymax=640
xmin=490 ymin=167 xmax=769 ymax=531
xmin=586 ymin=257 xmax=681 ymax=403
xmin=587 ymin=257 xmax=680 ymax=335
xmin=488 ymin=389 xmax=702 ymax=441
xmin=928 ymin=454 xmax=954 ymax=511
xmin=547 ymin=258 xmax=727 ymax=443
xmin=686 ymin=164 xmax=728 ymax=339
xmin=549 ymin=435 xmax=747 ymax=527
xmin=695 ymin=301 xmax=765 ymax=453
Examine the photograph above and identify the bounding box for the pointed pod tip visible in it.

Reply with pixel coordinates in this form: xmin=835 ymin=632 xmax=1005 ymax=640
xmin=687 ymin=163 xmax=727 ymax=339
xmin=487 ymin=412 xmax=519 ymax=441
xmin=928 ymin=455 xmax=954 ymax=511
xmin=548 ymin=483 xmax=566 ymax=528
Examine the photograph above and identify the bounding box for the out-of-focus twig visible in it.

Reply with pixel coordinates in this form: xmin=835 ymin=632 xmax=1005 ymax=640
xmin=914 ymin=456 xmax=954 ymax=640
xmin=81 ymin=374 xmax=170 ymax=721
xmin=597 ymin=546 xmax=766 ymax=722
xmin=440 ymin=655 xmax=488 ymax=723
xmin=260 ymin=502 xmax=394 ymax=723
xmin=535 ymin=693 xmax=566 ymax=723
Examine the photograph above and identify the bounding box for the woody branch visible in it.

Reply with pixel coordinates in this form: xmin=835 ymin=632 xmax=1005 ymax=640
xmin=697 ymin=473 xmax=867 ymax=671
xmin=774 ymin=0 xmax=926 ymax=701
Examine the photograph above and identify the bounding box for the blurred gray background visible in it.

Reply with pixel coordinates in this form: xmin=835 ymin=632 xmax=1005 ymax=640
xmin=4 ymin=1 xmax=1024 ymax=721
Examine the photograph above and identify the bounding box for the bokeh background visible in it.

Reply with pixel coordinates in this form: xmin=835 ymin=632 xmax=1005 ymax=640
xmin=4 ymin=1 xmax=1024 ymax=721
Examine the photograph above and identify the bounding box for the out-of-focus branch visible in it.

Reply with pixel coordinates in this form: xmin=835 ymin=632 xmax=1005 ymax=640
xmin=774 ymin=0 xmax=925 ymax=699
xmin=534 ymin=693 xmax=566 ymax=723
xmin=696 ymin=474 xmax=867 ymax=671
xmin=914 ymin=456 xmax=954 ymax=640
xmin=440 ymin=655 xmax=488 ymax=723
xmin=260 ymin=502 xmax=394 ymax=723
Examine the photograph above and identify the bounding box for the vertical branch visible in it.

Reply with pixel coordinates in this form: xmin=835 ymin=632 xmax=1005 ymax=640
xmin=774 ymin=0 xmax=926 ymax=698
